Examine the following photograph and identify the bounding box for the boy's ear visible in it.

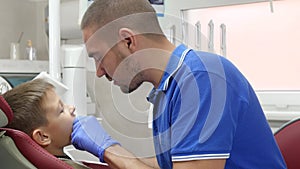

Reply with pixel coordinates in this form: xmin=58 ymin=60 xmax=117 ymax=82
xmin=32 ymin=128 xmax=51 ymax=147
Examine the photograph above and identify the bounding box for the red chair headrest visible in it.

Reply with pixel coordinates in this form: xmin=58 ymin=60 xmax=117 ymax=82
xmin=0 ymin=95 xmax=13 ymax=127
xmin=1 ymin=128 xmax=74 ymax=169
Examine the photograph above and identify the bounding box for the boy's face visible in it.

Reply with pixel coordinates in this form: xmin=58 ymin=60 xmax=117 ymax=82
xmin=42 ymin=89 xmax=75 ymax=151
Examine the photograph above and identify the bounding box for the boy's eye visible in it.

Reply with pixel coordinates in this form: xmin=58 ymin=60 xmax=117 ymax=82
xmin=59 ymin=103 xmax=65 ymax=114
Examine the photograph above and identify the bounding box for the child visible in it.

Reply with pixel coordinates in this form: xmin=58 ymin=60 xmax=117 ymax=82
xmin=2 ymin=78 xmax=90 ymax=169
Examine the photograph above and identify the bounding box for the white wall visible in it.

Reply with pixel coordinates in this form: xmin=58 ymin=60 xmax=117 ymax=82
xmin=183 ymin=0 xmax=300 ymax=91
xmin=0 ymin=0 xmax=48 ymax=60
xmin=158 ymin=0 xmax=269 ymax=43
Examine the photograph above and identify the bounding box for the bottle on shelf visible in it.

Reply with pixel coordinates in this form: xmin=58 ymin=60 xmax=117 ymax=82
xmin=25 ymin=40 xmax=36 ymax=60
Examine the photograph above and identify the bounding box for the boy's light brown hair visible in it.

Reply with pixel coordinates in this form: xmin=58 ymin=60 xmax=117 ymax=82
xmin=3 ymin=78 xmax=54 ymax=136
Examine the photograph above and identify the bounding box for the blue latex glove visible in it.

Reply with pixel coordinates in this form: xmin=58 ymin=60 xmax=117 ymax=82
xmin=71 ymin=116 xmax=119 ymax=163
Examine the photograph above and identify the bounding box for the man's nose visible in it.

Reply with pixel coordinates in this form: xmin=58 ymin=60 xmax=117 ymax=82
xmin=96 ymin=67 xmax=106 ymax=77
xmin=95 ymin=62 xmax=106 ymax=77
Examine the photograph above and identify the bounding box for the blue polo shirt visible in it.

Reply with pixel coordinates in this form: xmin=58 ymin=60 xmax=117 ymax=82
xmin=147 ymin=45 xmax=286 ymax=169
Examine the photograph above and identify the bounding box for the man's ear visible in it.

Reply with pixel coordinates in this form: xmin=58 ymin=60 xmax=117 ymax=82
xmin=119 ymin=28 xmax=136 ymax=52
xmin=32 ymin=128 xmax=51 ymax=147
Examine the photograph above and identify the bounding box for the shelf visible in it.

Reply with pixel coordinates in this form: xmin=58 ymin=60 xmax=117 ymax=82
xmin=0 ymin=59 xmax=48 ymax=74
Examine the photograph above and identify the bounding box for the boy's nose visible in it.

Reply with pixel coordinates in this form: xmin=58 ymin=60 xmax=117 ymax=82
xmin=69 ymin=105 xmax=76 ymax=115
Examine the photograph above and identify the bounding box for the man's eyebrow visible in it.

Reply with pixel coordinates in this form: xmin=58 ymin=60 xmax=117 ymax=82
xmin=88 ymin=52 xmax=96 ymax=58
xmin=88 ymin=52 xmax=104 ymax=62
xmin=88 ymin=53 xmax=94 ymax=58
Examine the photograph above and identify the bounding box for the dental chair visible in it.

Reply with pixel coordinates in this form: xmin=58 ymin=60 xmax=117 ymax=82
xmin=274 ymin=117 xmax=300 ymax=169
xmin=0 ymin=96 xmax=110 ymax=169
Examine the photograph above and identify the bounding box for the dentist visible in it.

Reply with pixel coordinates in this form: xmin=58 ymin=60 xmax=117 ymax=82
xmin=71 ymin=0 xmax=286 ymax=168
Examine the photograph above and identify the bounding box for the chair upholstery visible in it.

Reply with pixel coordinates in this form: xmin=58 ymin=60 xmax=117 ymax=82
xmin=0 ymin=96 xmax=13 ymax=127
xmin=0 ymin=127 xmax=74 ymax=169
xmin=274 ymin=117 xmax=300 ymax=169
xmin=0 ymin=130 xmax=37 ymax=169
